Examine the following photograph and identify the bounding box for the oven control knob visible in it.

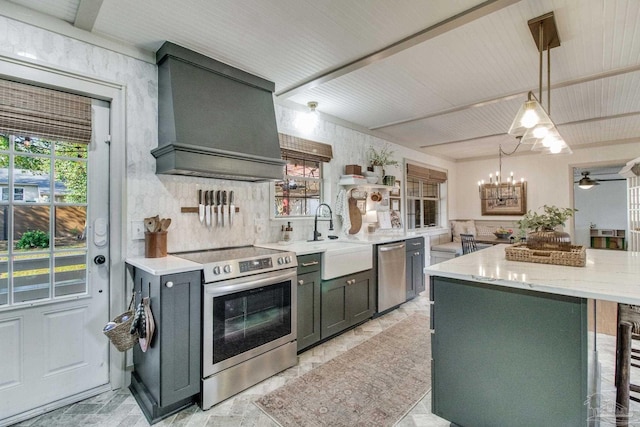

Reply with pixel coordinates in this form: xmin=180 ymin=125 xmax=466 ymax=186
xmin=277 ymin=257 xmax=284 ymax=265
xmin=213 ymin=266 xmax=221 ymax=275
xmin=223 ymin=265 xmax=232 ymax=274
xmin=285 ymin=255 xmax=292 ymax=264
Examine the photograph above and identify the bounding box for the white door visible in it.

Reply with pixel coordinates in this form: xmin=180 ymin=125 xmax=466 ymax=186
xmin=0 ymin=100 xmax=111 ymax=423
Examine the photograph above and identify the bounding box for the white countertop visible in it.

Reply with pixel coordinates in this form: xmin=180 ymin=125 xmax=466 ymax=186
xmin=425 ymin=244 xmax=640 ymax=305
xmin=126 ymin=255 xmax=202 ymax=275
xmin=255 ymin=239 xmax=373 ymax=255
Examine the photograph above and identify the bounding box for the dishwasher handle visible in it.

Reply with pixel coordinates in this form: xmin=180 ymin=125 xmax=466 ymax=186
xmin=379 ymin=242 xmax=406 ymax=252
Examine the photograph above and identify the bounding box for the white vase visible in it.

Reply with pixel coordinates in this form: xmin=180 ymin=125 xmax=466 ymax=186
xmin=373 ymin=165 xmax=384 ymax=178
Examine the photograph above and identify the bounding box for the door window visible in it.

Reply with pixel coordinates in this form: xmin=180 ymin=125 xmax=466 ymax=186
xmin=0 ymin=134 xmax=88 ymax=306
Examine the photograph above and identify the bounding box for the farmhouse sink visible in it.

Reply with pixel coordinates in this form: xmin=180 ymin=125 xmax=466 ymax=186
xmin=314 ymin=241 xmax=372 ymax=280
xmin=255 ymin=240 xmax=373 ymax=280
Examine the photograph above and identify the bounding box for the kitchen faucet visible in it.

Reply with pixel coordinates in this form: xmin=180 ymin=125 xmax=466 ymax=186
xmin=311 ymin=203 xmax=334 ymax=241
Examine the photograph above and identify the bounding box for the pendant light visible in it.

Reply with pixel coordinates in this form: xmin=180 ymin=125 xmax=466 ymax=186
xmin=508 ymin=12 xmax=571 ymax=154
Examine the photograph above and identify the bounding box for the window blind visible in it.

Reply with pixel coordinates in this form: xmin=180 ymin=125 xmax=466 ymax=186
xmin=279 ymin=133 xmax=333 ymax=163
xmin=406 ymin=163 xmax=447 ymax=183
xmin=0 ymin=79 xmax=92 ymax=144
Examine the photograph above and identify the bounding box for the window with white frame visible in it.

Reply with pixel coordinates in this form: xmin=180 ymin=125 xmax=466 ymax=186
xmin=0 ymin=187 xmax=29 ymax=201
xmin=405 ymin=163 xmax=447 ymax=230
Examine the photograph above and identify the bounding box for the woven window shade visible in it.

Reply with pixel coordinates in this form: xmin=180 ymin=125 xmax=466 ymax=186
xmin=279 ymin=133 xmax=333 ymax=163
xmin=407 ymin=163 xmax=447 ymax=183
xmin=0 ymin=79 xmax=92 ymax=144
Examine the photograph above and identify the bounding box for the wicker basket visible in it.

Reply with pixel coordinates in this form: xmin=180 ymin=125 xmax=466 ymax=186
xmin=505 ymin=243 xmax=586 ymax=267
xmin=103 ymin=294 xmax=138 ymax=352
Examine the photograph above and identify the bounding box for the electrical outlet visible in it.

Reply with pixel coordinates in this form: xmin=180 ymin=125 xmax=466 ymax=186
xmin=132 ymin=221 xmax=145 ymax=240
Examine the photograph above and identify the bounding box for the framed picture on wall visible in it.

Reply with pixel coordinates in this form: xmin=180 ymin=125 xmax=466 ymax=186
xmin=480 ymin=182 xmax=527 ymax=215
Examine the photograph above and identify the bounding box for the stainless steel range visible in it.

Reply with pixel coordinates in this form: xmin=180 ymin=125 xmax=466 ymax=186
xmin=173 ymin=246 xmax=297 ymax=410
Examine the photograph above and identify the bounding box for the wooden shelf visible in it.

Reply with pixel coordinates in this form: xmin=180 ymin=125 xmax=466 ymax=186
xmin=590 ymin=229 xmax=626 ymax=250
xmin=340 ymin=183 xmax=395 ymax=191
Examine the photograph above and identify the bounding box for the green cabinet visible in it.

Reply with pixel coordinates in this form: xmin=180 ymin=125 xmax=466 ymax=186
xmin=321 ymin=269 xmax=374 ymax=339
xmin=405 ymin=237 xmax=425 ymax=300
xmin=431 ymin=276 xmax=588 ymax=426
xmin=128 ymin=267 xmax=201 ymax=424
xmin=296 ymin=253 xmax=322 ymax=351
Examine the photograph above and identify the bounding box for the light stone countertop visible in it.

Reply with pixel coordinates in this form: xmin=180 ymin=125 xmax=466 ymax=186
xmin=255 ymin=231 xmax=431 ymax=255
xmin=126 ymin=231 xmax=436 ymax=275
xmin=255 ymin=239 xmax=373 ymax=256
xmin=425 ymin=244 xmax=640 ymax=305
xmin=126 ymin=255 xmax=202 ymax=276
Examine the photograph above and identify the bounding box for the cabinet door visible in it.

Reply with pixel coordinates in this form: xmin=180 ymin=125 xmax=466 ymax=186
xmin=406 ymin=253 xmax=416 ymax=300
xmin=159 ymin=271 xmax=201 ymax=406
xmin=321 ymin=277 xmax=349 ymax=339
xmin=405 ymin=238 xmax=425 ymax=300
xmin=132 ymin=269 xmax=162 ymax=404
xmin=348 ymin=270 xmax=375 ymax=325
xmin=297 ymin=271 xmax=321 ymax=351
xmin=413 ymin=249 xmax=425 ymax=294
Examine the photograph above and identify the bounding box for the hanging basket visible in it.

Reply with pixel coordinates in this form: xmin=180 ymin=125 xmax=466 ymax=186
xmin=103 ymin=294 xmax=139 ymax=352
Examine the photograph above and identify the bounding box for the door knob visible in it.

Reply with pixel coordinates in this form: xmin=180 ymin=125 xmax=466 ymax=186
xmin=93 ymin=255 xmax=106 ymax=265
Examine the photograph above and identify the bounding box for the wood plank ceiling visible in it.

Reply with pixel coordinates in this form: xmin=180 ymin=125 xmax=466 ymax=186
xmin=5 ymin=0 xmax=640 ymax=161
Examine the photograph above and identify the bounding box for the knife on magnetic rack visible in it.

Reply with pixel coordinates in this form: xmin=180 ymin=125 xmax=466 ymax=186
xmin=221 ymin=191 xmax=227 ymax=227
xmin=198 ymin=189 xmax=204 ymax=224
xmin=229 ymin=191 xmax=235 ymax=227
xmin=216 ymin=190 xmax=221 ymax=227
xmin=205 ymin=190 xmax=212 ymax=227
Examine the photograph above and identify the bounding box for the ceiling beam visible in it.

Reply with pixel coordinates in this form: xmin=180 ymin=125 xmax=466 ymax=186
xmin=74 ymin=0 xmax=104 ymax=32
xmin=275 ymin=0 xmax=520 ymax=99
xmin=373 ymin=64 xmax=640 ymax=130
xmin=0 ymin=0 xmax=153 ymax=62
xmin=418 ymin=110 xmax=640 ymax=149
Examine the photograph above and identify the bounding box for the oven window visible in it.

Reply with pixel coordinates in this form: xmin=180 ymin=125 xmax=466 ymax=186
xmin=212 ymin=280 xmax=292 ymax=364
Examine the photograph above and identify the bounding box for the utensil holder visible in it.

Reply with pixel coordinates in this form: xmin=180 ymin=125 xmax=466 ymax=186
xmin=145 ymin=231 xmax=167 ymax=258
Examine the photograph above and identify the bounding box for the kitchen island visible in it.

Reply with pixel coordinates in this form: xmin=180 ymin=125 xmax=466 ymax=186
xmin=425 ymin=245 xmax=640 ymax=427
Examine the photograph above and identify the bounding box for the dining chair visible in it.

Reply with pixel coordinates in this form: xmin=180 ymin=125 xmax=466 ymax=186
xmin=460 ymin=233 xmax=477 ymax=255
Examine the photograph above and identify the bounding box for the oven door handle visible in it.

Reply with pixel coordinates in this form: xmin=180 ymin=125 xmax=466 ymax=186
xmin=204 ymin=268 xmax=297 ymax=297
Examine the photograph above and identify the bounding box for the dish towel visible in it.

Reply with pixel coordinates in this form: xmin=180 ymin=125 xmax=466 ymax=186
xmin=335 ymin=189 xmax=351 ymax=235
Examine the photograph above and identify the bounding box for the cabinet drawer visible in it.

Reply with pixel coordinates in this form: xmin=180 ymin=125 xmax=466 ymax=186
xmin=297 ymin=253 xmax=321 ymax=274
xmin=405 ymin=237 xmax=424 ymax=251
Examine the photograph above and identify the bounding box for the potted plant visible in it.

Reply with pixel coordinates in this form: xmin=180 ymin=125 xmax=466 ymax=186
xmin=517 ymin=205 xmax=578 ymax=250
xmin=368 ymin=143 xmax=398 ymax=167
xmin=367 ymin=143 xmax=398 ymax=181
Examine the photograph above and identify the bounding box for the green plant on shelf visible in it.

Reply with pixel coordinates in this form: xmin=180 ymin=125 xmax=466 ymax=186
xmin=367 ymin=143 xmax=398 ymax=168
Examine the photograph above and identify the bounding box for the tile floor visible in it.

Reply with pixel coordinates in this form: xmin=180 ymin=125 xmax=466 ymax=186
xmin=10 ymin=292 xmax=637 ymax=426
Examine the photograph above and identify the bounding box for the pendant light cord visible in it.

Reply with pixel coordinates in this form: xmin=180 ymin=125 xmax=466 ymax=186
xmin=499 ymin=137 xmax=523 ymax=157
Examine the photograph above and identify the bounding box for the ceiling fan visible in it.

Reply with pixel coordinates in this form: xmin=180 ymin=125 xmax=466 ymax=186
xmin=575 ymin=171 xmax=625 ymax=190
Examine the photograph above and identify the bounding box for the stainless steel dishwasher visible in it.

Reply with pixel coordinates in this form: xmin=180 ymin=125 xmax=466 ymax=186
xmin=377 ymin=241 xmax=406 ymax=313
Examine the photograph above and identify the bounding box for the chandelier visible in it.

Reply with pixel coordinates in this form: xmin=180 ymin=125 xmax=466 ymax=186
xmin=508 ymin=11 xmax=571 ymax=155
xmin=478 ymin=143 xmax=525 ymax=204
